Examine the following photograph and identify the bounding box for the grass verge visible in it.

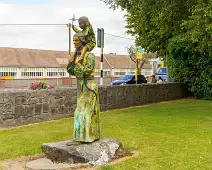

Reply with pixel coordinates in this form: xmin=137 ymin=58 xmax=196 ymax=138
xmin=0 ymin=99 xmax=212 ymax=169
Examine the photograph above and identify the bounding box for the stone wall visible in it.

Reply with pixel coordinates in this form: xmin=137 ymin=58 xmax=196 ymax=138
xmin=0 ymin=83 xmax=188 ymax=128
xmin=99 ymin=83 xmax=188 ymax=111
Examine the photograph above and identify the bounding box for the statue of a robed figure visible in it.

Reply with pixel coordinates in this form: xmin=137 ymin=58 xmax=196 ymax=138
xmin=66 ymin=16 xmax=100 ymax=144
xmin=39 ymin=17 xmax=126 ymax=168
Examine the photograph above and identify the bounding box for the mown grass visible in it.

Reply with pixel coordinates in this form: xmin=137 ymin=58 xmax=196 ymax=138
xmin=0 ymin=99 xmax=212 ymax=169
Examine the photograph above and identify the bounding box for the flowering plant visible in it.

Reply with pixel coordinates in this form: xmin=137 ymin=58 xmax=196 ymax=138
xmin=30 ymin=81 xmax=55 ymax=90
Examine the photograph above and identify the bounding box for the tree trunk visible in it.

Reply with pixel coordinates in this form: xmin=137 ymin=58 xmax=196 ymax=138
xmin=138 ymin=60 xmax=146 ymax=75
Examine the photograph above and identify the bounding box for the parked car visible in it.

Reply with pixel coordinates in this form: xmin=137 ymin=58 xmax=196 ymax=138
xmin=155 ymin=67 xmax=167 ymax=81
xmin=111 ymin=74 xmax=147 ymax=85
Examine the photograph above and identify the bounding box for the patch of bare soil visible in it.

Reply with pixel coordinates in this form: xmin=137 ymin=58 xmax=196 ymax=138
xmin=0 ymin=152 xmax=140 ymax=170
xmin=0 ymin=155 xmax=45 ymax=170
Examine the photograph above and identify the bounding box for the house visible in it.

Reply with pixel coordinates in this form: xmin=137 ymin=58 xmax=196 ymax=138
xmin=0 ymin=48 xmax=70 ymax=79
xmin=0 ymin=48 xmax=153 ymax=87
xmin=101 ymin=53 xmax=152 ymax=77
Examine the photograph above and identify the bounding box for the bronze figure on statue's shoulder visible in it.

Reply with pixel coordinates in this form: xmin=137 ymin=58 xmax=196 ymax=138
xmin=69 ymin=16 xmax=96 ymax=66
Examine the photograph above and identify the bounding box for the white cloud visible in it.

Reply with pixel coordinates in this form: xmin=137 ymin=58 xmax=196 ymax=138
xmin=0 ymin=1 xmax=135 ymax=55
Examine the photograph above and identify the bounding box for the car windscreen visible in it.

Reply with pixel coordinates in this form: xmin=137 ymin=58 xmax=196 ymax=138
xmin=157 ymin=68 xmax=167 ymax=74
xmin=118 ymin=75 xmax=134 ymax=80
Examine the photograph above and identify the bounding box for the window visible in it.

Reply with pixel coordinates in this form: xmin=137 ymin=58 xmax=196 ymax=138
xmin=120 ymin=72 xmax=125 ymax=75
xmin=103 ymin=71 xmax=110 ymax=77
xmin=158 ymin=68 xmax=167 ymax=74
xmin=60 ymin=72 xmax=65 ymax=77
xmin=21 ymin=72 xmax=43 ymax=77
xmin=0 ymin=72 xmax=17 ymax=77
xmin=47 ymin=72 xmax=66 ymax=77
xmin=95 ymin=70 xmax=100 ymax=77
xmin=114 ymin=72 xmax=126 ymax=76
xmin=118 ymin=75 xmax=134 ymax=80
xmin=47 ymin=72 xmax=57 ymax=77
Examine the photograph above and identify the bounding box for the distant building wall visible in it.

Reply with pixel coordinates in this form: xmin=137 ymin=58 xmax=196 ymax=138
xmin=0 ymin=67 xmax=68 ymax=79
xmin=0 ymin=67 xmax=152 ymax=83
xmin=0 ymin=66 xmax=153 ymax=88
xmin=0 ymin=83 xmax=188 ymax=128
xmin=1 ymin=77 xmax=118 ymax=88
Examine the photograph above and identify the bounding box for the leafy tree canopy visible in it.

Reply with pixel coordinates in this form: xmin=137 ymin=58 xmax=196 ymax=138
xmin=102 ymin=0 xmax=197 ymax=54
xmin=168 ymin=1 xmax=212 ymax=99
xmin=102 ymin=0 xmax=212 ymax=99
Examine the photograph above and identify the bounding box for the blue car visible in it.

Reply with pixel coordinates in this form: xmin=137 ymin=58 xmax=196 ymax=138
xmin=111 ymin=74 xmax=147 ymax=85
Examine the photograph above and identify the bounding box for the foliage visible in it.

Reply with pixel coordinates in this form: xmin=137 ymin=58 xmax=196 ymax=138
xmin=30 ymin=81 xmax=55 ymax=90
xmin=102 ymin=0 xmax=212 ymax=99
xmin=102 ymin=0 xmax=197 ymax=54
xmin=126 ymin=45 xmax=136 ymax=63
xmin=168 ymin=1 xmax=212 ymax=99
xmin=0 ymin=100 xmax=212 ymax=169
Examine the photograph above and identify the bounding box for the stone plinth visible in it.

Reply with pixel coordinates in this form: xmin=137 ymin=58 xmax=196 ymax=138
xmin=42 ymin=138 xmax=126 ymax=166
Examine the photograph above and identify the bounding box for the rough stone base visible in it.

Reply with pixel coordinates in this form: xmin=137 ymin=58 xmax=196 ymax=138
xmin=41 ymin=138 xmax=126 ymax=166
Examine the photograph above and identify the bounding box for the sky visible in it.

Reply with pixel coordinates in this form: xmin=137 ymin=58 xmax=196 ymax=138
xmin=0 ymin=0 xmax=135 ymax=55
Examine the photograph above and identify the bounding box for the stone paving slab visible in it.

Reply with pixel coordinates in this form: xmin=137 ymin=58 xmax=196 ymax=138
xmin=1 ymin=151 xmax=138 ymax=170
xmin=26 ymin=158 xmax=78 ymax=170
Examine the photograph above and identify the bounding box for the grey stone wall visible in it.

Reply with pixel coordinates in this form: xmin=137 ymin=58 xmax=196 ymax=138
xmin=99 ymin=83 xmax=188 ymax=111
xmin=0 ymin=83 xmax=188 ymax=128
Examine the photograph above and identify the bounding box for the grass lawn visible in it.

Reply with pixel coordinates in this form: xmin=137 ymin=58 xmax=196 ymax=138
xmin=0 ymin=99 xmax=212 ymax=169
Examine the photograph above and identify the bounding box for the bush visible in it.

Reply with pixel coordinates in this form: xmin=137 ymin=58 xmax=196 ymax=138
xmin=168 ymin=35 xmax=212 ymax=99
xmin=168 ymin=1 xmax=212 ymax=100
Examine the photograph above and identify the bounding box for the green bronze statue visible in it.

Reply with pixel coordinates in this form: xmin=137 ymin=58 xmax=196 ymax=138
xmin=66 ymin=29 xmax=100 ymax=145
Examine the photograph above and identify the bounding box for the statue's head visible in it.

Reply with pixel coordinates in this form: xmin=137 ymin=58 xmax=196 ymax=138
xmin=78 ymin=16 xmax=91 ymax=29
xmin=73 ymin=32 xmax=86 ymax=49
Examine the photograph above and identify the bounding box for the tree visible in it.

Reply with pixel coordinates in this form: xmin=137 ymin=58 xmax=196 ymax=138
xmin=168 ymin=1 xmax=212 ymax=99
xmin=127 ymin=45 xmax=157 ymax=74
xmin=102 ymin=0 xmax=212 ymax=99
xmin=102 ymin=0 xmax=197 ymax=54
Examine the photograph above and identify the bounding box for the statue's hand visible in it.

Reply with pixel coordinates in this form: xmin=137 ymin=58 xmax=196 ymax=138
xmin=67 ymin=56 xmax=74 ymax=69
xmin=69 ymin=56 xmax=75 ymax=63
xmin=75 ymin=55 xmax=83 ymax=64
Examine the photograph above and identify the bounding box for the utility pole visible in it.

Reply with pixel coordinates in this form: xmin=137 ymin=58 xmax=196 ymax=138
xmin=136 ymin=47 xmax=143 ymax=84
xmin=100 ymin=33 xmax=104 ymax=86
xmin=136 ymin=60 xmax=139 ymax=84
xmin=68 ymin=14 xmax=76 ymax=87
xmin=68 ymin=14 xmax=76 ymax=56
xmin=97 ymin=28 xmax=104 ymax=86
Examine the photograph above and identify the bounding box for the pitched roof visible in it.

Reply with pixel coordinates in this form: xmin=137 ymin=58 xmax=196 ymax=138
xmin=0 ymin=48 xmax=70 ymax=68
xmin=0 ymin=48 xmax=151 ymax=69
xmin=95 ymin=55 xmax=111 ymax=69
xmin=104 ymin=53 xmax=152 ymax=69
